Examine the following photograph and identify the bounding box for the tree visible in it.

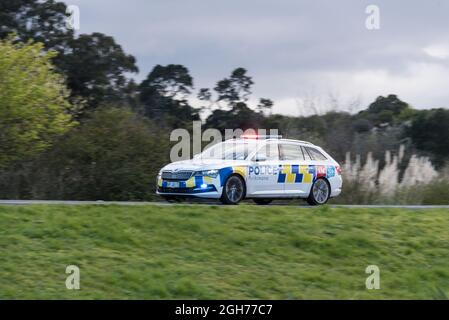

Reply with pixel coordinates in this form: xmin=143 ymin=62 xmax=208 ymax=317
xmin=57 ymin=33 xmax=138 ymax=109
xmin=203 ymin=68 xmax=273 ymax=130
xmin=408 ymin=108 xmax=449 ymax=168
xmin=197 ymin=88 xmax=213 ymax=112
xmin=214 ymin=67 xmax=254 ymax=107
xmin=0 ymin=37 xmax=76 ymax=167
xmin=206 ymin=102 xmax=265 ymax=132
xmin=0 ymin=0 xmax=72 ymax=51
xmin=257 ymin=98 xmax=274 ymax=115
xmin=141 ymin=64 xmax=193 ymax=99
xmin=358 ymin=94 xmax=414 ymax=126
xmin=0 ymin=1 xmax=138 ymax=111
xmin=31 ymin=108 xmax=170 ymax=200
xmin=139 ymin=64 xmax=199 ymax=126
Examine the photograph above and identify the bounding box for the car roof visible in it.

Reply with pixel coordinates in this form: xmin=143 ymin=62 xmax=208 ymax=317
xmin=269 ymin=138 xmax=315 ymax=146
xmin=229 ymin=138 xmax=317 ymax=147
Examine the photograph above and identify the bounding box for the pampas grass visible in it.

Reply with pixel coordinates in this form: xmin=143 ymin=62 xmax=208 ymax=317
xmin=333 ymin=145 xmax=447 ymax=204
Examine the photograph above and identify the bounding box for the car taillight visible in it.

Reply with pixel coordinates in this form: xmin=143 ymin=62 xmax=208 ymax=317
xmin=336 ymin=165 xmax=342 ymax=175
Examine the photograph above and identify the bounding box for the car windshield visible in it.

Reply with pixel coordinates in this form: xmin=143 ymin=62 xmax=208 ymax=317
xmin=198 ymin=141 xmax=259 ymax=160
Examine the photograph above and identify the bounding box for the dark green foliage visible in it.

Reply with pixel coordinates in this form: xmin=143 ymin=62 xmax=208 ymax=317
xmin=407 ymin=108 xmax=449 ymax=168
xmin=203 ymin=68 xmax=271 ymax=132
xmin=257 ymin=98 xmax=274 ymax=115
xmin=214 ymin=67 xmax=254 ymax=105
xmin=357 ymin=94 xmax=415 ymax=126
xmin=0 ymin=0 xmax=72 ymax=51
xmin=206 ymin=102 xmax=265 ymax=132
xmin=29 ymin=108 xmax=169 ymax=201
xmin=57 ymin=33 xmax=138 ymax=109
xmin=141 ymin=64 xmax=193 ymax=98
xmin=139 ymin=64 xmax=200 ymax=127
xmin=352 ymin=118 xmax=373 ymax=133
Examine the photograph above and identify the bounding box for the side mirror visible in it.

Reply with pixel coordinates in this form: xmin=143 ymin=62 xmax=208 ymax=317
xmin=254 ymin=154 xmax=267 ymax=162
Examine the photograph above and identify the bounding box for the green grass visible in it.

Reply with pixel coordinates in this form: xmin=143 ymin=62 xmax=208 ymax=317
xmin=0 ymin=204 xmax=448 ymax=299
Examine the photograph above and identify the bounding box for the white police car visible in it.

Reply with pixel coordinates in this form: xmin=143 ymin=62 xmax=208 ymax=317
xmin=156 ymin=135 xmax=342 ymax=205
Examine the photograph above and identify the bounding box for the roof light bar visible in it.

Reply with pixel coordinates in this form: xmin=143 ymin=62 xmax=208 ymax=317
xmin=240 ymin=134 xmax=283 ymax=140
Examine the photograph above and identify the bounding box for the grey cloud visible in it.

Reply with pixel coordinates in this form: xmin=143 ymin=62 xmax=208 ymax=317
xmin=67 ymin=0 xmax=449 ymax=112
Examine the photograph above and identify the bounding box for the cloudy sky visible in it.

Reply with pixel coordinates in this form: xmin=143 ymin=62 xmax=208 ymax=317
xmin=67 ymin=0 xmax=449 ymax=115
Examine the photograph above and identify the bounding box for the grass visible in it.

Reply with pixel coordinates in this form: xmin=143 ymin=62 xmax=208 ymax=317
xmin=0 ymin=204 xmax=448 ymax=299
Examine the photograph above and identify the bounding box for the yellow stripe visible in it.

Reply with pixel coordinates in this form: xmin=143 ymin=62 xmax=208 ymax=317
xmin=300 ymin=165 xmax=312 ymax=183
xmin=283 ymin=165 xmax=295 ymax=183
xmin=203 ymin=176 xmax=213 ymax=184
xmin=233 ymin=166 xmax=246 ymax=177
xmin=186 ymin=177 xmax=196 ymax=187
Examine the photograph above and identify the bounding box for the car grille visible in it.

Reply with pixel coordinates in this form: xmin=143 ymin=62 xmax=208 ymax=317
xmin=161 ymin=170 xmax=194 ymax=181
xmin=158 ymin=185 xmax=217 ymax=194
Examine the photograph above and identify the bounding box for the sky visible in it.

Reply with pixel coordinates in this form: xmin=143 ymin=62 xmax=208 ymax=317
xmin=66 ymin=0 xmax=449 ymax=116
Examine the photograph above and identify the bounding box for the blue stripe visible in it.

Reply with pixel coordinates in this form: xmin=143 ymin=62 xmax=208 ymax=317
xmin=327 ymin=166 xmax=335 ymax=178
xmin=195 ymin=176 xmax=203 ymax=187
xmin=308 ymin=165 xmax=317 ymax=182
xmin=278 ymin=173 xmax=286 ymax=183
xmin=219 ymin=167 xmax=233 ymax=186
xmin=295 ymin=173 xmax=303 ymax=183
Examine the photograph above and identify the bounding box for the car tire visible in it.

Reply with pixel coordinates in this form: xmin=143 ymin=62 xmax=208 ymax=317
xmin=253 ymin=199 xmax=273 ymax=205
xmin=307 ymin=178 xmax=331 ymax=206
xmin=220 ymin=174 xmax=246 ymax=205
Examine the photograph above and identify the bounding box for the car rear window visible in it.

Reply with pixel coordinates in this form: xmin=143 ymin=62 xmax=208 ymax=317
xmin=305 ymin=147 xmax=327 ymax=160
xmin=301 ymin=146 xmax=312 ymax=161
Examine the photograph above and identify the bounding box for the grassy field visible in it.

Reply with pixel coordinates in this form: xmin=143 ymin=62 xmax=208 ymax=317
xmin=0 ymin=204 xmax=448 ymax=299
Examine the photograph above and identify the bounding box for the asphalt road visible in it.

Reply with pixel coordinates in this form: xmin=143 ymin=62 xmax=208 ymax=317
xmin=0 ymin=200 xmax=448 ymax=209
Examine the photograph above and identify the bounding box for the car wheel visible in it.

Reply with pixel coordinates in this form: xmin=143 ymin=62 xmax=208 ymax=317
xmin=253 ymin=199 xmax=273 ymax=205
xmin=307 ymin=178 xmax=330 ymax=206
xmin=220 ymin=175 xmax=245 ymax=205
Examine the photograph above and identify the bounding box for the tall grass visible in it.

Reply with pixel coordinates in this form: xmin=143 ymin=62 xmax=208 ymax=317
xmin=332 ymin=146 xmax=449 ymax=205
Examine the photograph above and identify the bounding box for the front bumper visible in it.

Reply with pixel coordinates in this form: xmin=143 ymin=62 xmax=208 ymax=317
xmin=156 ymin=175 xmax=223 ymax=199
xmin=156 ymin=166 xmax=245 ymax=199
xmin=156 ymin=184 xmax=221 ymax=199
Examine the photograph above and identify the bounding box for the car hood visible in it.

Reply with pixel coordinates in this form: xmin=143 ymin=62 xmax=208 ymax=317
xmin=161 ymin=158 xmax=248 ymax=172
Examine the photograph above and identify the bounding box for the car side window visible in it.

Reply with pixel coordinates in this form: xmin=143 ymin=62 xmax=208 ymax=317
xmin=280 ymin=144 xmax=304 ymax=161
xmin=254 ymin=143 xmax=279 ymax=161
xmin=305 ymin=147 xmax=327 ymax=161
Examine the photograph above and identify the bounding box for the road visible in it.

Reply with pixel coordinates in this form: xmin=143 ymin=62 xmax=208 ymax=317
xmin=0 ymin=200 xmax=448 ymax=209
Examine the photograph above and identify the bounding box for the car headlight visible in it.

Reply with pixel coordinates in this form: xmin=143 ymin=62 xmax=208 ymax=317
xmin=195 ymin=169 xmax=219 ymax=178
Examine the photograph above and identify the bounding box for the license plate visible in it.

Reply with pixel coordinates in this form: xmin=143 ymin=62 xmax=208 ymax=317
xmin=167 ymin=181 xmax=179 ymax=188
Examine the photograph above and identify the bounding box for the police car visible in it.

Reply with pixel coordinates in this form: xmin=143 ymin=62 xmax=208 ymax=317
xmin=156 ymin=135 xmax=342 ymax=205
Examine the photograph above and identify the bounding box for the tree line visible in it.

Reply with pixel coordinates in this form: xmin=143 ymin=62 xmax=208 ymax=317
xmin=0 ymin=0 xmax=448 ymax=201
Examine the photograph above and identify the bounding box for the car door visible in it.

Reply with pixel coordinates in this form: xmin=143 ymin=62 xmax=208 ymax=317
xmin=279 ymin=143 xmax=314 ymax=197
xmin=303 ymin=145 xmax=331 ymax=183
xmin=246 ymin=142 xmax=284 ymax=196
